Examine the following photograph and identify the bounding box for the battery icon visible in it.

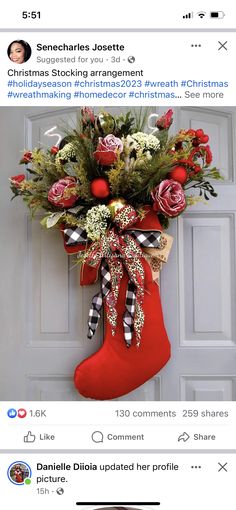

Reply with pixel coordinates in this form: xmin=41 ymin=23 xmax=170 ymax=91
xmin=210 ymin=11 xmax=225 ymax=18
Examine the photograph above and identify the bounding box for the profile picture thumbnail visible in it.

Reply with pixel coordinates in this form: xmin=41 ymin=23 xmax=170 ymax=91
xmin=8 ymin=461 xmax=32 ymax=485
xmin=7 ymin=40 xmax=32 ymax=64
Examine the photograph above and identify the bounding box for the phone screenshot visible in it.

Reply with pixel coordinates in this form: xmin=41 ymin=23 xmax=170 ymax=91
xmin=0 ymin=1 xmax=235 ymax=508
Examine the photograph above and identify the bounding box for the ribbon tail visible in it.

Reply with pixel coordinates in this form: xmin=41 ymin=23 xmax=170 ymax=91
xmin=87 ymin=292 xmax=103 ymax=339
xmin=87 ymin=259 xmax=111 ymax=339
xmin=134 ymin=301 xmax=145 ymax=347
xmin=105 ymin=257 xmax=123 ymax=335
xmin=123 ymin=280 xmax=136 ymax=347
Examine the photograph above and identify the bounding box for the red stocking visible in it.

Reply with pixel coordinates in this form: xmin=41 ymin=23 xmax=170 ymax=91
xmin=74 ymin=259 xmax=171 ymax=400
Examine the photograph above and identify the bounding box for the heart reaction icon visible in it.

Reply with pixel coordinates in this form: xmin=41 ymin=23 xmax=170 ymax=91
xmin=18 ymin=408 xmax=27 ymax=419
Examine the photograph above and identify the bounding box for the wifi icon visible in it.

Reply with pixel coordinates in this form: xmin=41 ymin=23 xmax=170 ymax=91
xmin=197 ymin=11 xmax=206 ymax=18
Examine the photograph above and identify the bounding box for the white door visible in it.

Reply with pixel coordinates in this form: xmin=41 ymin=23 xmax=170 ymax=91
xmin=0 ymin=106 xmax=235 ymax=401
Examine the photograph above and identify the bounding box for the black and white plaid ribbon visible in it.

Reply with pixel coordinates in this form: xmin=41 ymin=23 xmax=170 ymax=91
xmin=128 ymin=230 xmax=162 ymax=248
xmin=64 ymin=226 xmax=87 ymax=246
xmin=64 ymin=226 xmax=162 ymax=250
xmin=87 ymin=260 xmax=111 ymax=339
xmin=123 ymin=281 xmax=136 ymax=346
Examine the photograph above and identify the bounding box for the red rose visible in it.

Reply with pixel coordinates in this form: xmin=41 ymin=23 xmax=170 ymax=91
xmin=20 ymin=151 xmax=32 ymax=164
xmin=48 ymin=177 xmax=78 ymax=208
xmin=94 ymin=134 xmax=123 ymax=166
xmin=151 ymin=179 xmax=186 ymax=217
xmin=10 ymin=174 xmax=25 ymax=188
xmin=155 ymin=109 xmax=173 ymax=130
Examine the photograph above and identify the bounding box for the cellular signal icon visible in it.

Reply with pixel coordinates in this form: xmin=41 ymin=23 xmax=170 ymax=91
xmin=183 ymin=12 xmax=193 ymax=19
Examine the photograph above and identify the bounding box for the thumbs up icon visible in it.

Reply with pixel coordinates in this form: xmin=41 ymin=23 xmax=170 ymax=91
xmin=24 ymin=431 xmax=36 ymax=443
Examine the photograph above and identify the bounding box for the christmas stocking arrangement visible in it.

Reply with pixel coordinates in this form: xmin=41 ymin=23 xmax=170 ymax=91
xmin=63 ymin=206 xmax=173 ymax=400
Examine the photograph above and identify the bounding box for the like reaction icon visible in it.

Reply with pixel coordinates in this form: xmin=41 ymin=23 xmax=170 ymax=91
xmin=7 ymin=408 xmax=17 ymax=418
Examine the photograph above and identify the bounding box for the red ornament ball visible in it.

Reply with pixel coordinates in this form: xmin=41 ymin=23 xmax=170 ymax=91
xmin=50 ymin=146 xmax=59 ymax=155
xmin=169 ymin=166 xmax=188 ymax=184
xmin=90 ymin=178 xmax=110 ymax=198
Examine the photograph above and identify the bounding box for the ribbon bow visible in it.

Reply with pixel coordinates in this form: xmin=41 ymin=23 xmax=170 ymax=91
xmin=63 ymin=205 xmax=163 ymax=347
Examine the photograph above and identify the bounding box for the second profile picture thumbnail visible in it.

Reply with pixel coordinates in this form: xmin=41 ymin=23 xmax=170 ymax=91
xmin=7 ymin=461 xmax=32 ymax=485
xmin=7 ymin=40 xmax=32 ymax=64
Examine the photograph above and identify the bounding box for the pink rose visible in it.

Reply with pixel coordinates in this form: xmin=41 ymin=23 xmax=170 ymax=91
xmin=48 ymin=177 xmax=78 ymax=208
xmin=94 ymin=134 xmax=123 ymax=166
xmin=151 ymin=179 xmax=186 ymax=217
xmin=155 ymin=109 xmax=173 ymax=130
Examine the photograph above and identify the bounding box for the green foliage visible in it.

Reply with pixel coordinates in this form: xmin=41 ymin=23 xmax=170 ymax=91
xmin=73 ymin=162 xmax=93 ymax=201
xmin=158 ymin=214 xmax=170 ymax=230
xmin=130 ymin=150 xmax=177 ymax=199
xmin=64 ymin=133 xmax=98 ymax=180
xmin=204 ymin=167 xmax=224 ymax=180
xmin=156 ymin=129 xmax=169 ymax=148
xmin=114 ymin=111 xmax=136 ymax=137
xmin=132 ymin=107 xmax=152 ymax=133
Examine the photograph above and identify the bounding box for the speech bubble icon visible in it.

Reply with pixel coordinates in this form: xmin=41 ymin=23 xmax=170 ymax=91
xmin=91 ymin=431 xmax=104 ymax=443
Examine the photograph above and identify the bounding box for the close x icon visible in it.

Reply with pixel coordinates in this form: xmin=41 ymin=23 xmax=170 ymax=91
xmin=218 ymin=462 xmax=228 ymax=472
xmin=218 ymin=40 xmax=228 ymax=50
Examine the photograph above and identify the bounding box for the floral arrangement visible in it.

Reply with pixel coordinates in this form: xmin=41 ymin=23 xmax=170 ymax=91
xmin=10 ymin=107 xmax=221 ymax=236
xmin=10 ymin=108 xmax=222 ymax=347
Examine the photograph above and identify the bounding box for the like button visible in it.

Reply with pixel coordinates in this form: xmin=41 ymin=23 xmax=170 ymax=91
xmin=24 ymin=431 xmax=36 ymax=443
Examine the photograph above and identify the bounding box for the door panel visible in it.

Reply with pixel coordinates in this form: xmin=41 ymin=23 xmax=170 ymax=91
xmin=161 ymin=107 xmax=236 ymax=400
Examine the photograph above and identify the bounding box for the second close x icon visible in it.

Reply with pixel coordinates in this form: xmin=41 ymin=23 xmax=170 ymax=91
xmin=218 ymin=41 xmax=228 ymax=50
xmin=218 ymin=463 xmax=228 ymax=472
